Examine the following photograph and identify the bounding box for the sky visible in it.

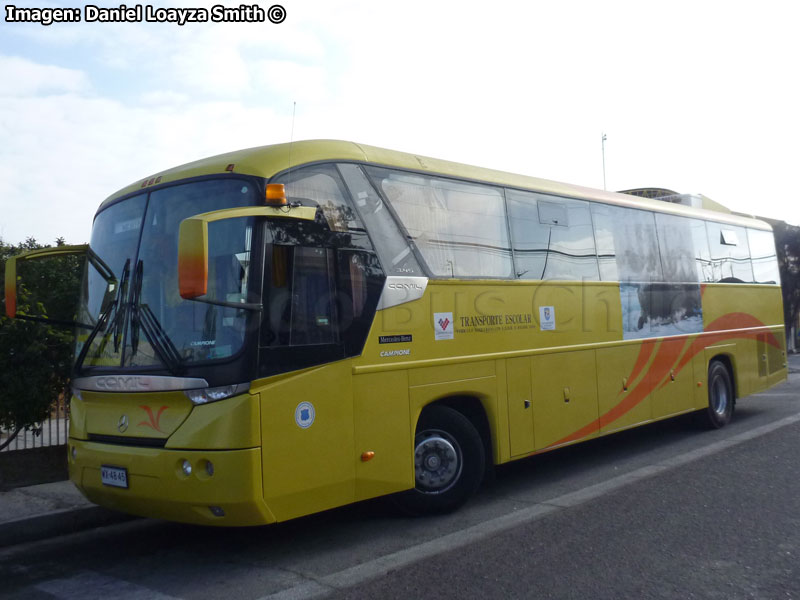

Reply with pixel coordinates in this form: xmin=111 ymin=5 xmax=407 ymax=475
xmin=1 ymin=0 xmax=799 ymax=246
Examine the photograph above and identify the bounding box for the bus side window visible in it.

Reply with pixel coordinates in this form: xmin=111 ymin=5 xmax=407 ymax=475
xmin=654 ymin=214 xmax=701 ymax=283
xmin=288 ymin=247 xmax=337 ymax=346
xmin=592 ymin=204 xmax=662 ymax=283
xmin=507 ymin=190 xmax=599 ymax=281
xmin=274 ymin=164 xmax=373 ymax=251
xmin=705 ymin=222 xmax=753 ymax=283
xmin=335 ymin=250 xmax=384 ymax=356
xmin=748 ymin=228 xmax=780 ymax=285
xmin=366 ymin=167 xmax=513 ymax=279
xmin=264 ymin=245 xmax=292 ymax=346
xmin=338 ymin=163 xmax=423 ymax=277
xmin=265 ymin=245 xmax=337 ymax=347
xmin=689 ymin=219 xmax=712 ymax=283
xmin=592 ymin=203 xmax=619 ymax=281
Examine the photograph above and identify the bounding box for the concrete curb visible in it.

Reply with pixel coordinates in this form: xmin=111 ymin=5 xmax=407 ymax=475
xmin=0 ymin=480 xmax=137 ymax=548
xmin=0 ymin=505 xmax=134 ymax=548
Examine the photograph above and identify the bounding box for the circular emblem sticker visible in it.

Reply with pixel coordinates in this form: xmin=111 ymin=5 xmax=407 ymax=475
xmin=295 ymin=401 xmax=315 ymax=429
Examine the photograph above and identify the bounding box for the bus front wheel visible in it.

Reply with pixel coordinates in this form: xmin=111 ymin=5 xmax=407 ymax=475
xmin=395 ymin=404 xmax=485 ymax=515
xmin=703 ymin=361 xmax=734 ymax=429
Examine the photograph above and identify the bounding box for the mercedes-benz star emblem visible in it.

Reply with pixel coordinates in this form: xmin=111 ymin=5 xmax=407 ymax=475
xmin=118 ymin=414 xmax=129 ymax=433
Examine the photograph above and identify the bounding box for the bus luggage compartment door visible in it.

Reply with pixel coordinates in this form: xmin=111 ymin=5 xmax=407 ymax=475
xmin=532 ymin=350 xmax=599 ymax=450
xmin=507 ymin=357 xmax=535 ymax=457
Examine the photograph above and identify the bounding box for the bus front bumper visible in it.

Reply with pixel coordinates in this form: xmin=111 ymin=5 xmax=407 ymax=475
xmin=68 ymin=439 xmax=276 ymax=526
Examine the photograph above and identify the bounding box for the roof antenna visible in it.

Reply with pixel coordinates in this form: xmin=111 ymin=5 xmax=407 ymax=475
xmin=285 ymin=101 xmax=296 ymax=203
xmin=288 ymin=101 xmax=296 ymax=171
xmin=601 ymin=132 xmax=607 ymax=191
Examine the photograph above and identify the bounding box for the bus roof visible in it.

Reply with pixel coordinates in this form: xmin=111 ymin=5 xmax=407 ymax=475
xmin=99 ymin=139 xmax=771 ymax=230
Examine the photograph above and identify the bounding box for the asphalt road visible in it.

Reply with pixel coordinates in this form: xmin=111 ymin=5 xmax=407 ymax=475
xmin=3 ymin=357 xmax=800 ymax=600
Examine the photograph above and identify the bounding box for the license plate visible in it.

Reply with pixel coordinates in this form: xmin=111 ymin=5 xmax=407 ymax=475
xmin=101 ymin=465 xmax=129 ymax=489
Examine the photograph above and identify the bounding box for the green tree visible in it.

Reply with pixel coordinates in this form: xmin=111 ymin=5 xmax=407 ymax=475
xmin=0 ymin=237 xmax=82 ymax=450
xmin=773 ymin=221 xmax=800 ymax=352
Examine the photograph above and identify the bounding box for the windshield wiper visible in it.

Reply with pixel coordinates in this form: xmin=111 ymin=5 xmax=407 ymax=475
xmin=74 ymin=258 xmax=129 ymax=372
xmin=130 ymin=260 xmax=183 ymax=375
xmin=136 ymin=304 xmax=183 ymax=374
xmin=111 ymin=259 xmax=131 ymax=353
xmin=130 ymin=259 xmax=142 ymax=356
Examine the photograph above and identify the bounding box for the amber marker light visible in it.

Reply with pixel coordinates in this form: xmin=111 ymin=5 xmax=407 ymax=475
xmin=361 ymin=451 xmax=376 ymax=462
xmin=265 ymin=183 xmax=287 ymax=206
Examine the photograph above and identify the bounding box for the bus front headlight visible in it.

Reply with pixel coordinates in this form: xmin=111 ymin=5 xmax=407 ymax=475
xmin=184 ymin=383 xmax=249 ymax=405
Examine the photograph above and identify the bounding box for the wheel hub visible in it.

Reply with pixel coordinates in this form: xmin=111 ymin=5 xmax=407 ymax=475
xmin=414 ymin=431 xmax=462 ymax=493
xmin=425 ymin=454 xmax=442 ymax=470
xmin=712 ymin=377 xmax=728 ymax=415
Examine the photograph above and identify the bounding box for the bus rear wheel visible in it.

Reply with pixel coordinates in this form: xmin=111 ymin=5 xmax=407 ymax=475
xmin=703 ymin=361 xmax=734 ymax=429
xmin=395 ymin=404 xmax=485 ymax=515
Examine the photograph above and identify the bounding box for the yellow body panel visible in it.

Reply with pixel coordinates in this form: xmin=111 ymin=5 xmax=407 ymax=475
xmin=651 ymin=339 xmax=698 ymax=419
xmin=353 ymin=371 xmax=412 ymax=501
xmin=597 ymin=343 xmax=654 ymax=433
xmin=407 ymin=364 xmax=499 ymax=457
xmin=506 ymin=357 xmax=534 ymax=457
xmin=254 ymin=362 xmax=355 ymax=522
xmin=166 ymin=393 xmax=260 ymax=450
xmin=69 ymin=279 xmax=788 ymax=526
xmin=69 ymin=441 xmax=274 ymax=525
xmin=532 ymin=350 xmax=599 ymax=449
xmin=351 ymin=280 xmax=787 ymax=464
xmin=78 ymin=390 xmax=193 ymax=440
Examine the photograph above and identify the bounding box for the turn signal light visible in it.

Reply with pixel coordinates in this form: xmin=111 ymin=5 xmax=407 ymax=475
xmin=265 ymin=184 xmax=287 ymax=206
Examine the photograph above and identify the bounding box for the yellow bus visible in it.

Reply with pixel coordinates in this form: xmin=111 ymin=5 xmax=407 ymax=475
xmin=5 ymin=140 xmax=787 ymax=525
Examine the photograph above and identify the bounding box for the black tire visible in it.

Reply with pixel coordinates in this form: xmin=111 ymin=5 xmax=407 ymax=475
xmin=394 ymin=404 xmax=485 ymax=515
xmin=703 ymin=361 xmax=734 ymax=429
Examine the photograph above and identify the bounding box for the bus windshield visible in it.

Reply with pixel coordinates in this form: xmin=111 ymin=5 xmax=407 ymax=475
xmin=76 ymin=178 xmax=258 ymax=372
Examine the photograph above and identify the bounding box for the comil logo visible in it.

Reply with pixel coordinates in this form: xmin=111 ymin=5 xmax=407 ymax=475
xmin=434 ymin=312 xmax=454 ymax=341
xmin=387 ymin=282 xmax=424 ymax=291
xmin=95 ymin=376 xmax=152 ymax=391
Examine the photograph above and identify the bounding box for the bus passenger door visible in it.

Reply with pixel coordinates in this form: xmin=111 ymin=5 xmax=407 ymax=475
xmin=258 ymin=362 xmax=355 ymax=522
xmin=257 ymin=244 xmax=356 ymax=521
xmin=532 ymin=350 xmax=599 ymax=450
xmin=507 ymin=357 xmax=535 ymax=457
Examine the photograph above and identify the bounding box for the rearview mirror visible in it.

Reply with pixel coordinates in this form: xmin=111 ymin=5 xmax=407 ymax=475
xmin=177 ymin=204 xmax=316 ymax=305
xmin=4 ymin=244 xmax=88 ymax=322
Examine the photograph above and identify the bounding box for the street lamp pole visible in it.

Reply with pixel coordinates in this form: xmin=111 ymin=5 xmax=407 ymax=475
xmin=601 ymin=133 xmax=607 ymax=191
